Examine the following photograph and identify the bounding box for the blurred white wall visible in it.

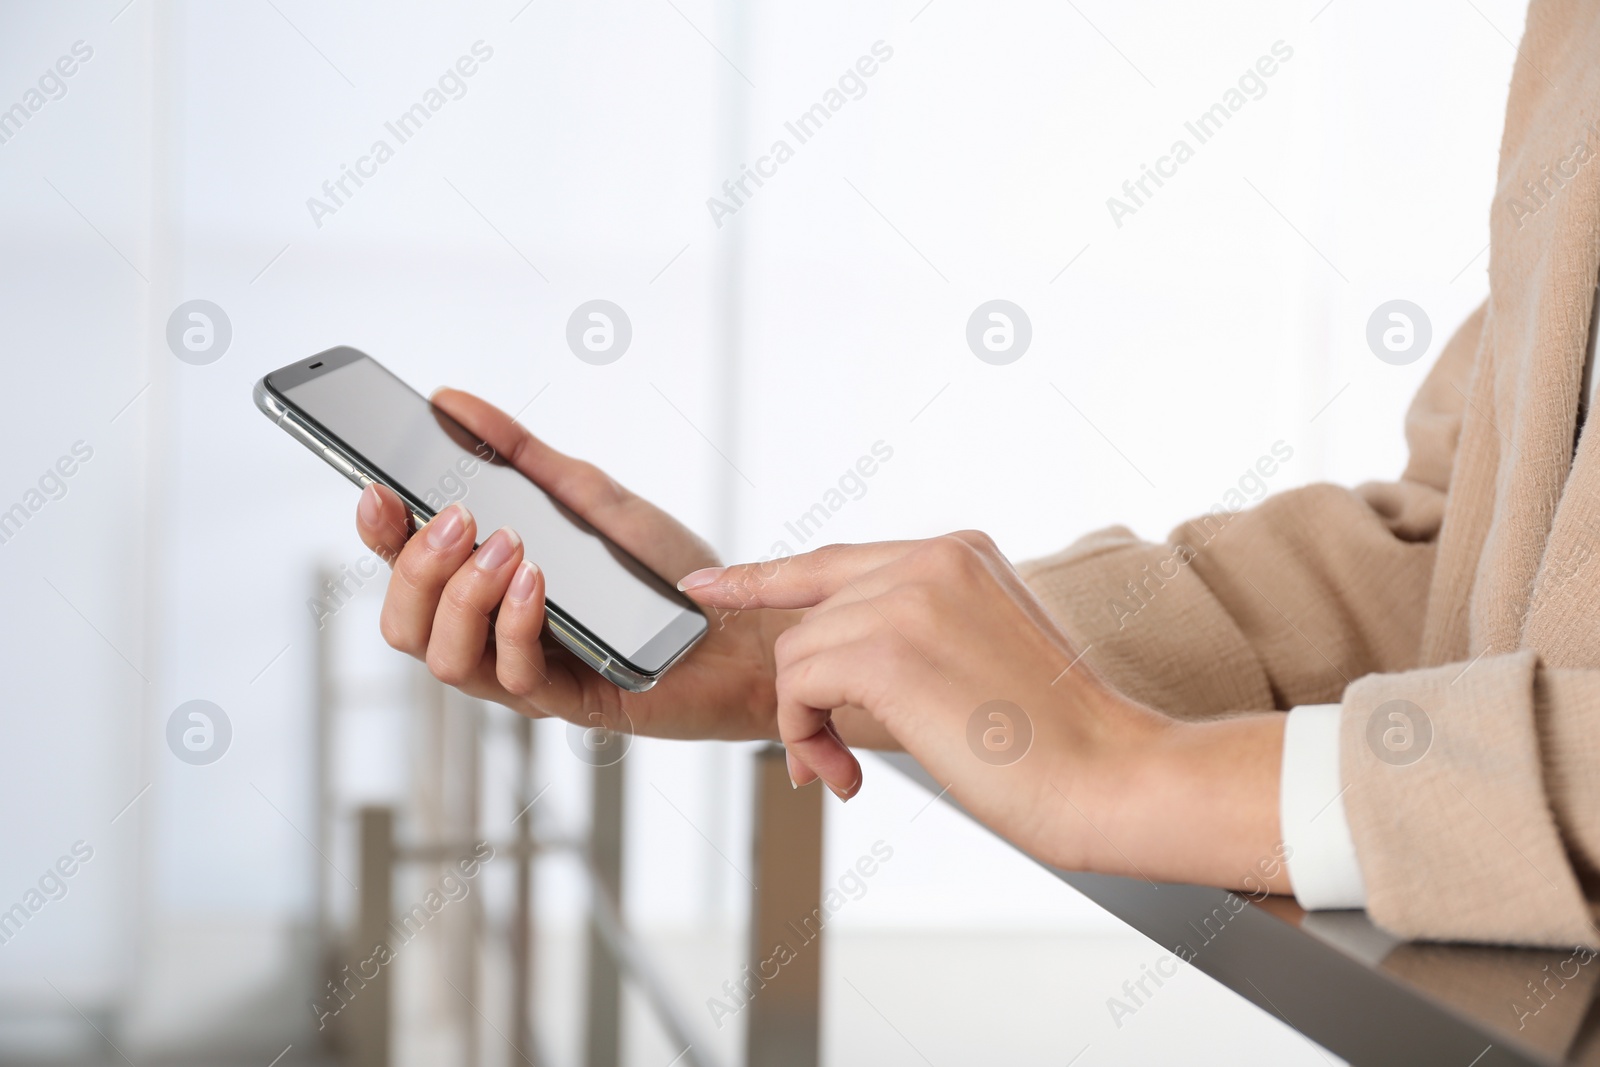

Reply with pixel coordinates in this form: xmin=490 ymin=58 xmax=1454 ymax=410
xmin=0 ymin=0 xmax=1524 ymax=1062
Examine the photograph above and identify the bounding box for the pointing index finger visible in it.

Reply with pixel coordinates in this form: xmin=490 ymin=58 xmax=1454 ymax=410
xmin=677 ymin=541 xmax=919 ymax=609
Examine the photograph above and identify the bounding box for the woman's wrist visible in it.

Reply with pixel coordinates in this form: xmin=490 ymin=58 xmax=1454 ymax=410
xmin=1026 ymin=672 xmax=1290 ymax=894
xmin=1100 ymin=708 xmax=1292 ymax=894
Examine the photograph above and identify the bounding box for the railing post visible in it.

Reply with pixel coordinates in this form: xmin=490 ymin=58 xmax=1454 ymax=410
xmin=511 ymin=714 xmax=537 ymax=1060
xmin=312 ymin=568 xmax=337 ymax=1058
xmin=352 ymin=806 xmax=394 ymax=1067
xmin=585 ymin=754 xmax=625 ymax=1067
xmin=746 ymin=744 xmax=824 ymax=1067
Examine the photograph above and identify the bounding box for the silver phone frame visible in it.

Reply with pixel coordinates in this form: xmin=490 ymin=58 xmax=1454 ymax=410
xmin=253 ymin=357 xmax=705 ymax=693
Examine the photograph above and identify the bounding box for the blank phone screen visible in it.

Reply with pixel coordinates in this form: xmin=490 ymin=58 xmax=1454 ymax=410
xmin=280 ymin=354 xmax=701 ymax=669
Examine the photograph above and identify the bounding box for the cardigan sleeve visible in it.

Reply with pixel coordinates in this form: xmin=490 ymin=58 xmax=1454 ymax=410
xmin=1013 ymin=302 xmax=1600 ymax=946
xmin=1016 ymin=301 xmax=1484 ymax=719
xmin=1336 ymin=652 xmax=1600 ymax=947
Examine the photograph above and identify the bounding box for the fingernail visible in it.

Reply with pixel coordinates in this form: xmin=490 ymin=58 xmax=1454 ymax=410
xmin=426 ymin=505 xmax=470 ymax=550
xmin=826 ymin=776 xmax=859 ymax=802
xmin=785 ymin=748 xmax=803 ymax=789
xmin=358 ymin=484 xmax=382 ymax=525
xmin=677 ymin=567 xmax=724 ymax=591
xmin=507 ymin=560 xmax=539 ymax=603
xmin=475 ymin=527 xmax=520 ymax=571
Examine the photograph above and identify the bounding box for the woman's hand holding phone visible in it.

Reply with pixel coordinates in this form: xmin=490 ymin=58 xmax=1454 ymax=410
xmin=354 ymin=388 xmax=787 ymax=743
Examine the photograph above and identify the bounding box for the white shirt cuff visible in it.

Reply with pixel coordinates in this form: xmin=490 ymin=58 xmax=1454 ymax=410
xmin=1279 ymin=703 xmax=1367 ymax=910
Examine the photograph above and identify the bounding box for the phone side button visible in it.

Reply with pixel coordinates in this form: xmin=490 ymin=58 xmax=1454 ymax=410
xmin=322 ymin=448 xmax=355 ymax=477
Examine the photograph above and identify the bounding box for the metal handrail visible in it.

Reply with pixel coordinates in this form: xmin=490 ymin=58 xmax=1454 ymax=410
xmin=580 ymin=851 xmax=722 ymax=1067
xmin=315 ymin=566 xmax=824 ymax=1066
xmin=359 ymin=822 xmax=725 ymax=1067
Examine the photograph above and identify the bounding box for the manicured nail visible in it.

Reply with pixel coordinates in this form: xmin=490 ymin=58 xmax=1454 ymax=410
xmin=427 ymin=504 xmax=470 ymax=550
xmin=475 ymin=527 xmax=520 ymax=571
xmin=785 ymin=748 xmax=803 ymax=789
xmin=358 ymin=483 xmax=382 ymax=525
xmin=507 ymin=560 xmax=539 ymax=603
xmin=677 ymin=567 xmax=724 ymax=591
xmin=826 ymin=773 xmax=861 ymax=802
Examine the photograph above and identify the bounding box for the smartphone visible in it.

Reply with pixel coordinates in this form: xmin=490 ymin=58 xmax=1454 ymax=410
xmin=254 ymin=346 xmax=708 ymax=692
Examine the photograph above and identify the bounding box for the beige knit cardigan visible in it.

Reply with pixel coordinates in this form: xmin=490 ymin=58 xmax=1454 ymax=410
xmin=1021 ymin=0 xmax=1600 ymax=947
